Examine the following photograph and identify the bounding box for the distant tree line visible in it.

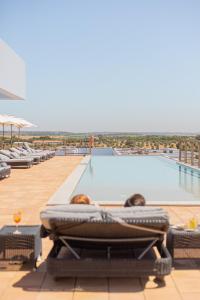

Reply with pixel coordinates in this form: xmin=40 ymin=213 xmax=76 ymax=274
xmin=2 ymin=133 xmax=200 ymax=150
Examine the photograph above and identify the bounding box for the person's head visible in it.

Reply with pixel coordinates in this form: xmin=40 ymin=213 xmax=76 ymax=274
xmin=70 ymin=194 xmax=91 ymax=205
xmin=124 ymin=194 xmax=146 ymax=207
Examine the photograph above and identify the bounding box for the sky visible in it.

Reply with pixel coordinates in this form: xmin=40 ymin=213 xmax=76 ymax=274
xmin=0 ymin=0 xmax=200 ymax=132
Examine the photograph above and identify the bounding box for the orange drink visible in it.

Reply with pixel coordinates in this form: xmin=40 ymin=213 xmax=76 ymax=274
xmin=13 ymin=214 xmax=21 ymax=224
xmin=13 ymin=211 xmax=22 ymax=234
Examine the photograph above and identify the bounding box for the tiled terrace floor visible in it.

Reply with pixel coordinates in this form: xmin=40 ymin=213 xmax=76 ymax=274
xmin=0 ymin=156 xmax=200 ymax=299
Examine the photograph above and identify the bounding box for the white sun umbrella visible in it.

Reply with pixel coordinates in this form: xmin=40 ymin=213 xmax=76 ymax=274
xmin=0 ymin=115 xmax=37 ymax=146
xmin=6 ymin=117 xmax=37 ymax=144
xmin=0 ymin=114 xmax=20 ymax=147
xmin=5 ymin=115 xmax=25 ymax=145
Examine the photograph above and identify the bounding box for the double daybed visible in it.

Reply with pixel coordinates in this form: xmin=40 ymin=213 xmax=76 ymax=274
xmin=40 ymin=204 xmax=172 ymax=281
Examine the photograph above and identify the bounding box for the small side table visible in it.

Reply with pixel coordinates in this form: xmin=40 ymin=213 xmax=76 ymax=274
xmin=0 ymin=225 xmax=42 ymax=270
xmin=167 ymin=227 xmax=200 ymax=261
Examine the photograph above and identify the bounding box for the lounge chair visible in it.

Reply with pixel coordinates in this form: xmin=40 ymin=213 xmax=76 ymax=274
xmin=13 ymin=142 xmax=52 ymax=160
xmin=23 ymin=142 xmax=55 ymax=159
xmin=9 ymin=148 xmax=41 ymax=164
xmin=16 ymin=147 xmax=47 ymax=161
xmin=0 ymin=149 xmax=40 ymax=165
xmin=40 ymin=205 xmax=172 ymax=281
xmin=0 ymin=153 xmax=33 ymax=168
xmin=0 ymin=162 xmax=11 ymax=179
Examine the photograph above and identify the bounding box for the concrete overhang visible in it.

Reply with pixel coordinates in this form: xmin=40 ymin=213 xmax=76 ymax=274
xmin=0 ymin=39 xmax=26 ymax=100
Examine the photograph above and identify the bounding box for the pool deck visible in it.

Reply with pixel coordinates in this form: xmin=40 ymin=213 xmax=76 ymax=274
xmin=0 ymin=156 xmax=200 ymax=300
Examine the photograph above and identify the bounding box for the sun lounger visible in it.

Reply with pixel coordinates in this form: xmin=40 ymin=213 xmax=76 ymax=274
xmin=0 ymin=153 xmax=33 ymax=168
xmin=16 ymin=147 xmax=47 ymax=161
xmin=9 ymin=148 xmax=41 ymax=164
xmin=40 ymin=205 xmax=172 ymax=281
xmin=13 ymin=142 xmax=53 ymax=160
xmin=0 ymin=149 xmax=40 ymax=165
xmin=23 ymin=142 xmax=55 ymax=159
xmin=0 ymin=162 xmax=11 ymax=179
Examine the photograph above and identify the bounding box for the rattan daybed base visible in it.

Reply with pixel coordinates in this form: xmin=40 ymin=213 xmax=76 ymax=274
xmin=47 ymin=239 xmax=171 ymax=280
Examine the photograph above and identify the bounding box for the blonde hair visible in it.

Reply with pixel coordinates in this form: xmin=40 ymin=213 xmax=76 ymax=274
xmin=70 ymin=194 xmax=91 ymax=205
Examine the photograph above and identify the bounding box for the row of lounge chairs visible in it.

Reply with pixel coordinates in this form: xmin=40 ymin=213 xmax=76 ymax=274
xmin=0 ymin=143 xmax=55 ymax=178
xmin=40 ymin=204 xmax=172 ymax=282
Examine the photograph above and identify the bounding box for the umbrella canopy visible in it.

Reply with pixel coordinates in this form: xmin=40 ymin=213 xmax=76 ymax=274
xmin=0 ymin=114 xmax=37 ymax=146
xmin=15 ymin=118 xmax=37 ymax=144
xmin=0 ymin=114 xmax=36 ymax=127
xmin=0 ymin=114 xmax=16 ymax=125
xmin=16 ymin=119 xmax=37 ymax=129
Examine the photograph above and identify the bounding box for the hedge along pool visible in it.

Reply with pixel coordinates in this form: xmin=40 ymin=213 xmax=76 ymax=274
xmin=71 ymin=156 xmax=200 ymax=205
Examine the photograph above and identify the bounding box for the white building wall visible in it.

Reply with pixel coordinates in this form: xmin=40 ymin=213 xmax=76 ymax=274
xmin=0 ymin=39 xmax=26 ymax=100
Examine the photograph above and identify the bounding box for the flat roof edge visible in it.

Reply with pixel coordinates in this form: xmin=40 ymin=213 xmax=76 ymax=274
xmin=0 ymin=87 xmax=25 ymax=100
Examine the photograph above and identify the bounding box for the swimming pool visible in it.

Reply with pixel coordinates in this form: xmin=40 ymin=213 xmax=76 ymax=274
xmin=72 ymin=156 xmax=200 ymax=205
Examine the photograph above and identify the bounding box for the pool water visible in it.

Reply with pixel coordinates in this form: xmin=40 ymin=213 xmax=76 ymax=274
xmin=56 ymin=147 xmax=114 ymax=156
xmin=72 ymin=156 xmax=200 ymax=204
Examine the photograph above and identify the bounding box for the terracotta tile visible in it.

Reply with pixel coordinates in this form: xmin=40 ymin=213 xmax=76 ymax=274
xmin=37 ymin=290 xmax=74 ymax=300
xmin=174 ymin=277 xmax=200 ymax=293
xmin=109 ymin=278 xmax=145 ymax=299
xmin=1 ymin=288 xmax=39 ymax=300
xmin=142 ymin=275 xmax=175 ymax=289
xmin=73 ymin=293 xmax=108 ymax=300
xmin=172 ymin=270 xmax=200 ymax=279
xmin=109 ymin=294 xmax=144 ymax=300
xmin=40 ymin=274 xmax=75 ymax=291
xmin=0 ymin=278 xmax=14 ymax=296
xmin=142 ymin=276 xmax=182 ymax=300
xmin=109 ymin=278 xmax=142 ymax=291
xmin=143 ymin=285 xmax=182 ymax=300
xmin=181 ymin=292 xmax=200 ymax=300
xmin=73 ymin=278 xmax=108 ymax=300
xmin=0 ymin=271 xmax=16 ymax=279
xmin=144 ymin=293 xmax=182 ymax=300
xmin=75 ymin=278 xmax=108 ymax=292
xmin=11 ymin=271 xmax=45 ymax=290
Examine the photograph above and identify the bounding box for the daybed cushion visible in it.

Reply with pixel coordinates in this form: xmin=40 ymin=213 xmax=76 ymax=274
xmin=40 ymin=205 xmax=169 ymax=239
